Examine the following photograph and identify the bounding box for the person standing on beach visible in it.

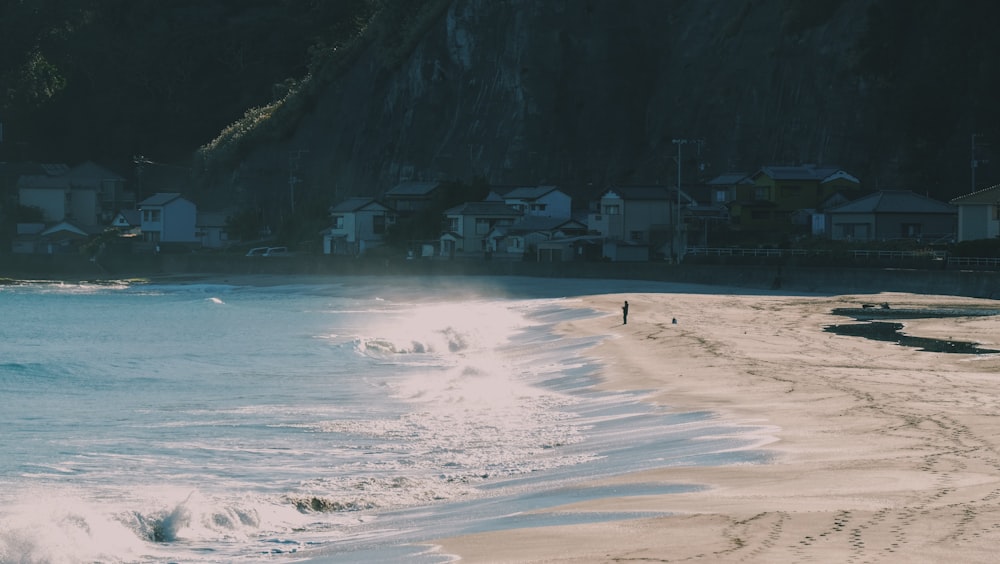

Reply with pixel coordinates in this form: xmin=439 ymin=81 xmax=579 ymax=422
xmin=622 ymin=300 xmax=629 ymax=325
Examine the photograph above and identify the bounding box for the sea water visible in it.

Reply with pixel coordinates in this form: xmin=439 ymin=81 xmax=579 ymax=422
xmin=0 ymin=276 xmax=771 ymax=563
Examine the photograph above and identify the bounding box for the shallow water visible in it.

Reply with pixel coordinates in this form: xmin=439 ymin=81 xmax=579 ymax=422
xmin=827 ymin=306 xmax=1000 ymax=354
xmin=0 ymin=276 xmax=770 ymax=563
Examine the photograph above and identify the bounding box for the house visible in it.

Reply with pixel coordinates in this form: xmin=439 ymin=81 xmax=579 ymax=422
xmin=38 ymin=221 xmax=98 ymax=253
xmin=383 ymin=181 xmax=442 ymax=215
xmin=730 ymin=165 xmax=862 ymax=234
xmin=322 ymin=197 xmax=393 ymax=255
xmin=490 ymin=185 xmax=572 ymax=219
xmin=535 ymin=235 xmax=604 ymax=262
xmin=824 ymin=190 xmax=957 ymax=242
xmin=138 ymin=192 xmax=197 ymax=246
xmin=11 ymin=223 xmax=46 ymax=253
xmin=12 ymin=220 xmax=100 ymax=254
xmin=110 ymin=209 xmax=142 ymax=236
xmin=487 ymin=216 xmax=588 ymax=259
xmin=15 ymin=161 xmax=130 ymax=226
xmin=439 ymin=201 xmax=522 ymax=258
xmin=17 ymin=163 xmax=92 ymax=224
xmin=949 ymin=184 xmax=1000 ymax=242
xmin=66 ymin=161 xmax=131 ymax=222
xmin=196 ymin=211 xmax=231 ymax=249
xmin=705 ymin=172 xmax=753 ymax=205
xmin=588 ymin=186 xmax=690 ymax=261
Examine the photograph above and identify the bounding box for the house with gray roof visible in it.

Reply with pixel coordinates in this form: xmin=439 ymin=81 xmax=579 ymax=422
xmin=439 ymin=201 xmax=522 ymax=258
xmin=732 ymin=164 xmax=864 ymax=235
xmin=110 ymin=209 xmax=142 ymax=236
xmin=138 ymin=192 xmax=197 ymax=246
xmin=16 ymin=161 xmax=129 ymax=226
xmin=824 ymin=190 xmax=956 ymax=242
xmin=588 ymin=185 xmax=692 ymax=261
xmin=706 ymin=172 xmax=753 ymax=205
xmin=491 ymin=185 xmax=571 ymax=219
xmin=196 ymin=211 xmax=231 ymax=249
xmin=322 ymin=197 xmax=393 ymax=255
xmin=486 ymin=215 xmax=588 ymax=259
xmin=383 ymin=181 xmax=442 ymax=215
xmin=950 ymin=184 xmax=1000 ymax=242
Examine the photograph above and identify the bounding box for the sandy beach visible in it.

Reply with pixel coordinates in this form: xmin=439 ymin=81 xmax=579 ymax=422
xmin=436 ymin=288 xmax=1000 ymax=563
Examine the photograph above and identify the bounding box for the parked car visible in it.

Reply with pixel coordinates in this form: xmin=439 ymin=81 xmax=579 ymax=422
xmin=246 ymin=247 xmax=269 ymax=257
xmin=263 ymin=246 xmax=289 ymax=257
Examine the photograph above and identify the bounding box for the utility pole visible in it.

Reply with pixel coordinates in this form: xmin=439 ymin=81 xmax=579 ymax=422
xmin=672 ymin=138 xmax=704 ymax=260
xmin=288 ymin=149 xmax=309 ymax=213
xmin=972 ymin=133 xmax=984 ymax=193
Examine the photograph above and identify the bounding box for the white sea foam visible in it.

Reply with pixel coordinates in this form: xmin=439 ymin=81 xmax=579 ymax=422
xmin=0 ymin=278 xmax=770 ymax=563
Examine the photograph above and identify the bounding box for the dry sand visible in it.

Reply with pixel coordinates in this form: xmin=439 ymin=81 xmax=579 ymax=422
xmin=436 ymin=289 xmax=1000 ymax=563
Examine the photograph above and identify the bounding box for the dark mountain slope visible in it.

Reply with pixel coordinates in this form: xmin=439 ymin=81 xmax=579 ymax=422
xmin=205 ymin=0 xmax=1000 ymax=219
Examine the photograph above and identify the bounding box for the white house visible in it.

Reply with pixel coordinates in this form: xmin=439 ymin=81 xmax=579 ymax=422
xmin=322 ymin=197 xmax=393 ymax=255
xmin=950 ymin=184 xmax=1000 ymax=242
xmin=492 ymin=185 xmax=572 ymax=219
xmin=138 ymin=192 xmax=197 ymax=244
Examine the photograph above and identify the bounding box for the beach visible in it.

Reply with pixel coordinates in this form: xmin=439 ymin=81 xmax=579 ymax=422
xmin=436 ymin=289 xmax=1000 ymax=563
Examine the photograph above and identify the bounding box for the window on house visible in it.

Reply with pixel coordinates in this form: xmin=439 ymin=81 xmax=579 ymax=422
xmin=754 ymin=187 xmax=771 ymax=200
xmin=530 ymin=203 xmax=547 ymax=211
xmin=714 ymin=190 xmax=728 ymax=203
xmin=841 ymin=223 xmax=869 ymax=240
xmin=629 ymin=230 xmax=643 ymax=241
xmin=476 ymin=218 xmax=491 ymax=235
xmin=333 ymin=216 xmax=344 ymax=229
xmin=603 ymin=204 xmax=620 ymax=215
xmin=901 ymin=223 xmax=921 ymax=237
xmin=449 ymin=217 xmax=459 ymax=232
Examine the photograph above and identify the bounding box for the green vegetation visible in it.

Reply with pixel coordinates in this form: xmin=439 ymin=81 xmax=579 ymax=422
xmin=194 ymin=0 xmax=452 ymax=178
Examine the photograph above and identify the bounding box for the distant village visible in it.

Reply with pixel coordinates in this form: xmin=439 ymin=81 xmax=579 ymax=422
xmin=3 ymin=160 xmax=1000 ymax=266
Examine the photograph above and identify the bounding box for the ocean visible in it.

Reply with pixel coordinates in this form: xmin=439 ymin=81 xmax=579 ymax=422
xmin=0 ymin=276 xmax=769 ymax=563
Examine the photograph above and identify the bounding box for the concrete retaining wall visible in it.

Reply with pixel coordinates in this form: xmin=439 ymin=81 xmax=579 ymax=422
xmin=4 ymin=253 xmax=998 ymax=299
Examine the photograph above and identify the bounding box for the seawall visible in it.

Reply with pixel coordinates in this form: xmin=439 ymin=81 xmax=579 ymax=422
xmin=2 ymin=253 xmax=998 ymax=300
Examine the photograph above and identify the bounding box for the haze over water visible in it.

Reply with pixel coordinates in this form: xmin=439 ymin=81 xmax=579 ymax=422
xmin=0 ymin=276 xmax=769 ymax=563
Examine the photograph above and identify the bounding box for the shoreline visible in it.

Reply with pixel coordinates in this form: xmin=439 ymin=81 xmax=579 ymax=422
xmin=435 ymin=289 xmax=1000 ymax=562
xmin=3 ymin=253 xmax=998 ymax=299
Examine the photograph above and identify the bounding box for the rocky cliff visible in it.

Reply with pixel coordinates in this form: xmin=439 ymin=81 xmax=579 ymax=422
xmin=204 ymin=0 xmax=995 ymax=216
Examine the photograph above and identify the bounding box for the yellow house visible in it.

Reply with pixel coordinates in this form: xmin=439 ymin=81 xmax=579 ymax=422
xmin=730 ymin=165 xmax=862 ymax=234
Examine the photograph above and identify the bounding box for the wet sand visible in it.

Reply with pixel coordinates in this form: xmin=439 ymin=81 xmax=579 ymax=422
xmin=436 ymin=290 xmax=1000 ymax=563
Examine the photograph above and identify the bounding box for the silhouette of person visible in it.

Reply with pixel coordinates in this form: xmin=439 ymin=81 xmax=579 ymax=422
xmin=622 ymin=300 xmax=629 ymax=325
